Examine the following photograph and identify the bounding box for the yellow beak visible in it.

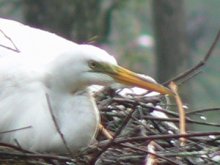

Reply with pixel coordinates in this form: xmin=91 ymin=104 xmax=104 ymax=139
xmin=109 ymin=65 xmax=173 ymax=96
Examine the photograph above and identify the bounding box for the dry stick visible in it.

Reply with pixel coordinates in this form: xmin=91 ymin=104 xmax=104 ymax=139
xmin=0 ymin=126 xmax=33 ymax=158
xmin=45 ymin=93 xmax=73 ymax=156
xmin=0 ymin=126 xmax=32 ymax=135
xmin=186 ymin=107 xmax=220 ymax=115
xmin=144 ymin=116 xmax=220 ymax=127
xmin=112 ymin=131 xmax=220 ymax=144
xmin=177 ymin=70 xmax=203 ymax=86
xmin=169 ymin=82 xmax=186 ymax=146
xmin=185 ymin=118 xmax=220 ymax=127
xmin=13 ymin=139 xmax=23 ymax=151
xmin=160 ymin=149 xmax=219 ymax=158
xmin=164 ymin=30 xmax=220 ymax=85
xmin=90 ymin=104 xmax=138 ymax=164
xmin=0 ymin=143 xmax=33 ymax=153
xmin=118 ymin=143 xmax=179 ymax=165
xmin=0 ymin=29 xmax=20 ymax=53
xmin=113 ymin=97 xmax=179 ymax=117
xmin=0 ymin=151 xmax=73 ymax=162
xmin=99 ymin=124 xmax=113 ymax=139
xmin=146 ymin=141 xmax=157 ymax=165
xmin=13 ymin=139 xmax=31 ymax=165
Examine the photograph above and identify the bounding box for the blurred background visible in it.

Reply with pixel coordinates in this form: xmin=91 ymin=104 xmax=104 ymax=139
xmin=0 ymin=0 xmax=220 ymax=131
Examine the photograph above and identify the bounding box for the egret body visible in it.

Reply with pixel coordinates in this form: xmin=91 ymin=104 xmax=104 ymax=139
xmin=0 ymin=18 xmax=172 ymax=153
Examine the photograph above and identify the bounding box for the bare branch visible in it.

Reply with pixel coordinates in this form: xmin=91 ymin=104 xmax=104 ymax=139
xmin=112 ymin=131 xmax=220 ymax=144
xmin=0 ymin=126 xmax=32 ymax=135
xmin=89 ymin=102 xmax=138 ymax=164
xmin=0 ymin=29 xmax=20 ymax=53
xmin=118 ymin=143 xmax=179 ymax=165
xmin=164 ymin=30 xmax=220 ymax=85
xmin=144 ymin=116 xmax=220 ymax=127
xmin=0 ymin=142 xmax=32 ymax=153
xmin=186 ymin=107 xmax=220 ymax=115
xmin=169 ymin=82 xmax=186 ymax=146
xmin=0 ymin=150 xmax=73 ymax=162
xmin=45 ymin=93 xmax=73 ymax=156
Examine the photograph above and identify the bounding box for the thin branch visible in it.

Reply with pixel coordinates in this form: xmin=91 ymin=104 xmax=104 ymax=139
xmin=0 ymin=150 xmax=73 ymax=162
xmin=186 ymin=107 xmax=220 ymax=115
xmin=0 ymin=143 xmax=32 ymax=153
xmin=45 ymin=93 xmax=73 ymax=156
xmin=144 ymin=116 xmax=220 ymax=127
xmin=0 ymin=29 xmax=20 ymax=53
xmin=169 ymin=82 xmax=186 ymax=146
xmin=112 ymin=131 xmax=220 ymax=144
xmin=112 ymin=97 xmax=179 ymax=117
xmin=89 ymin=103 xmax=138 ymax=164
xmin=186 ymin=118 xmax=220 ymax=127
xmin=99 ymin=124 xmax=113 ymax=139
xmin=164 ymin=30 xmax=220 ymax=85
xmin=118 ymin=143 xmax=179 ymax=165
xmin=160 ymin=148 xmax=218 ymax=158
xmin=145 ymin=141 xmax=157 ymax=165
xmin=0 ymin=126 xmax=32 ymax=135
xmin=177 ymin=70 xmax=203 ymax=86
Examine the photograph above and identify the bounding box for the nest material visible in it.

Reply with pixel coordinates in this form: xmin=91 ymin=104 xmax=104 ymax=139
xmin=0 ymin=87 xmax=220 ymax=165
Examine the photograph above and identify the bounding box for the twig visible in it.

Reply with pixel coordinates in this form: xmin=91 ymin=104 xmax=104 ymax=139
xmin=13 ymin=139 xmax=23 ymax=151
xmin=0 ymin=126 xmax=32 ymax=134
xmin=112 ymin=97 xmax=179 ymax=117
xmin=0 ymin=29 xmax=20 ymax=53
xmin=160 ymin=148 xmax=218 ymax=158
xmin=177 ymin=70 xmax=203 ymax=86
xmin=0 ymin=150 xmax=73 ymax=162
xmin=89 ymin=104 xmax=138 ymax=164
xmin=185 ymin=118 xmax=220 ymax=127
xmin=146 ymin=141 xmax=157 ymax=165
xmin=164 ymin=30 xmax=220 ymax=84
xmin=0 ymin=143 xmax=33 ymax=153
xmin=144 ymin=116 xmax=220 ymax=127
xmin=45 ymin=93 xmax=73 ymax=156
xmin=169 ymin=82 xmax=186 ymax=146
xmin=111 ymin=131 xmax=220 ymax=144
xmin=118 ymin=143 xmax=179 ymax=165
xmin=143 ymin=116 xmax=179 ymax=122
xmin=186 ymin=107 xmax=220 ymax=115
xmin=99 ymin=124 xmax=113 ymax=139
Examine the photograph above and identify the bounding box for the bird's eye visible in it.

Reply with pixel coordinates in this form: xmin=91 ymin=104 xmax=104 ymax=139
xmin=88 ymin=60 xmax=98 ymax=69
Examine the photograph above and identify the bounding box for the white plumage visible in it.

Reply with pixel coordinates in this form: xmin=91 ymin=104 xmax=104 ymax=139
xmin=0 ymin=18 xmax=172 ymax=154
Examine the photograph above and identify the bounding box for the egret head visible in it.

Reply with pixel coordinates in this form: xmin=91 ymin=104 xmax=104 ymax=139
xmin=49 ymin=45 xmax=173 ymax=95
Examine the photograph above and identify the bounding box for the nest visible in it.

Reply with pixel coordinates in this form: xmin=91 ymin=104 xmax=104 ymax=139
xmin=0 ymin=87 xmax=220 ymax=165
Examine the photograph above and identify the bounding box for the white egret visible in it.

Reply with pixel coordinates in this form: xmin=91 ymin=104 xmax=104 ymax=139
xmin=0 ymin=18 xmax=173 ymax=154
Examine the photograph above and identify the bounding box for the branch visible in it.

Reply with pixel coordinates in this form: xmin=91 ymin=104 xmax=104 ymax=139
xmin=118 ymin=143 xmax=179 ymax=165
xmin=0 ymin=143 xmax=32 ymax=153
xmin=144 ymin=116 xmax=220 ymax=127
xmin=164 ymin=30 xmax=220 ymax=85
xmin=45 ymin=93 xmax=73 ymax=156
xmin=89 ymin=102 xmax=138 ymax=164
xmin=112 ymin=131 xmax=220 ymax=144
xmin=0 ymin=150 xmax=73 ymax=162
xmin=169 ymin=82 xmax=186 ymax=146
xmin=0 ymin=126 xmax=32 ymax=135
xmin=186 ymin=107 xmax=220 ymax=115
xmin=0 ymin=29 xmax=20 ymax=53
